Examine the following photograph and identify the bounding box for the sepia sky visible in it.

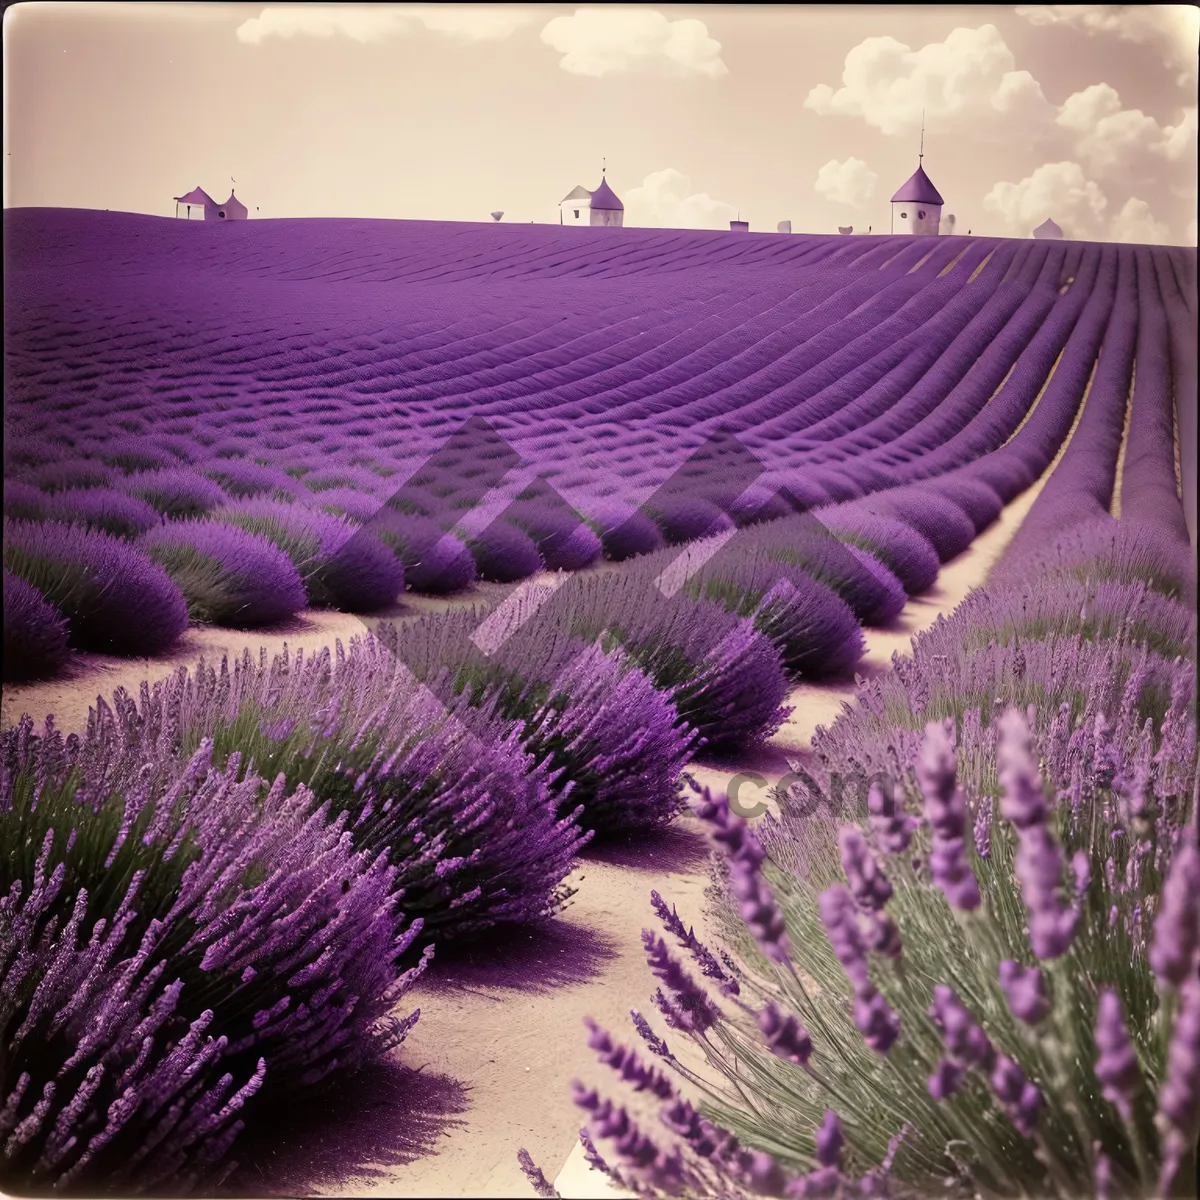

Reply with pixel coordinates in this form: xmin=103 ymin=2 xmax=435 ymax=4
xmin=3 ymin=3 xmax=1197 ymax=242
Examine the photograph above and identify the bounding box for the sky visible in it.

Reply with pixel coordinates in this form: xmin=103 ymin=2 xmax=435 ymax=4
xmin=3 ymin=3 xmax=1198 ymax=243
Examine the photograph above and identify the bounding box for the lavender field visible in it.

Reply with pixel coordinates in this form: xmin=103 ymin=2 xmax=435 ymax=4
xmin=2 ymin=207 xmax=1198 ymax=1200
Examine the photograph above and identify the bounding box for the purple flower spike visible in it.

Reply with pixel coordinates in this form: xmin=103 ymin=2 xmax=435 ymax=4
xmin=997 ymin=708 xmax=1077 ymax=959
xmin=998 ymin=961 xmax=1050 ymax=1025
xmin=973 ymin=795 xmax=993 ymax=860
xmin=929 ymin=986 xmax=994 ymax=1070
xmin=819 ymin=885 xmax=870 ymax=991
xmin=1149 ymin=841 xmax=1200 ymax=990
xmin=759 ymin=1002 xmax=813 ymax=1067
xmin=1094 ymin=990 xmax=1140 ymax=1122
xmin=1158 ymin=975 xmax=1200 ymax=1192
xmin=867 ymin=781 xmax=914 ymax=855
xmin=839 ymin=825 xmax=894 ymax=912
xmin=814 ymin=1111 xmax=844 ymax=1169
xmin=853 ymin=990 xmax=900 ymax=1054
xmin=916 ymin=721 xmax=981 ymax=911
xmin=927 ymin=1057 xmax=966 ymax=1100
xmin=642 ymin=931 xmax=721 ymax=1035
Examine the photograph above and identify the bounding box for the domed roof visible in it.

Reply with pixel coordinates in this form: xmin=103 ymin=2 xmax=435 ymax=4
xmin=1033 ymin=217 xmax=1064 ymax=239
xmin=589 ymin=175 xmax=624 ymax=211
xmin=890 ymin=165 xmax=944 ymax=205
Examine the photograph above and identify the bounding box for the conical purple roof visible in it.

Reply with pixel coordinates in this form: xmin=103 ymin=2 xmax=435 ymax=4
xmin=174 ymin=186 xmax=215 ymax=205
xmin=1033 ymin=217 xmax=1063 ymax=239
xmin=589 ymin=176 xmax=624 ymax=211
xmin=890 ymin=165 xmax=943 ymax=205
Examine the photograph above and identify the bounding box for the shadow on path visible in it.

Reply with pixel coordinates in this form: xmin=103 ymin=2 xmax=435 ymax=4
xmin=222 ymin=1059 xmax=469 ymax=1197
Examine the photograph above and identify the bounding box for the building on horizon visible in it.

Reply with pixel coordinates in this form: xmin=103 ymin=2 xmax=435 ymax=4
xmin=173 ymin=185 xmax=248 ymax=220
xmin=1033 ymin=217 xmax=1065 ymax=239
xmin=559 ymin=170 xmax=624 ymax=227
xmin=890 ymin=163 xmax=944 ymax=236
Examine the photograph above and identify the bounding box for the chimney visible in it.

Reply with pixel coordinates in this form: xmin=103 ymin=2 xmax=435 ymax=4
xmin=730 ymin=219 xmax=750 ymax=233
xmin=777 ymin=220 xmax=792 ymax=234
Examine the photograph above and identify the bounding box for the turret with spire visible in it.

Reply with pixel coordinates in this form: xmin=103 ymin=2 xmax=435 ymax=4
xmin=559 ymin=159 xmax=624 ymax=227
xmin=890 ymin=112 xmax=944 ymax=236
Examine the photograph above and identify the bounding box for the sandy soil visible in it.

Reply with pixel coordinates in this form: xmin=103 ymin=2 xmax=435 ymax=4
xmin=0 ymin=483 xmax=1044 ymax=1200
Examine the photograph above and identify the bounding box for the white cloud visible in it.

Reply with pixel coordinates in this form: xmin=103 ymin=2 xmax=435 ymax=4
xmin=982 ymin=161 xmax=1107 ymax=238
xmin=803 ymin=24 xmax=1052 ymax=136
xmin=1057 ymin=84 xmax=1165 ymax=173
xmin=236 ymin=5 xmax=537 ymax=45
xmin=1015 ymin=5 xmax=1200 ymax=84
xmin=539 ymin=9 xmax=726 ymax=78
xmin=1109 ymin=197 xmax=1170 ymax=244
xmin=623 ymin=169 xmax=737 ymax=228
xmin=813 ymin=158 xmax=878 ymax=208
xmin=1158 ymin=105 xmax=1198 ymax=162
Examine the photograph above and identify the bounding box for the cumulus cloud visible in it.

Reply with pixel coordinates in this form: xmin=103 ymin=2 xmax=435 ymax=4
xmin=1109 ymin=197 xmax=1170 ymax=244
xmin=1057 ymin=83 xmax=1166 ymax=172
xmin=804 ymin=24 xmax=1052 ymax=136
xmin=813 ymin=158 xmax=878 ymax=208
xmin=1015 ymin=5 xmax=1200 ymax=84
xmin=983 ymin=161 xmax=1107 ymax=238
xmin=539 ymin=9 xmax=726 ymax=78
xmin=623 ymin=169 xmax=737 ymax=229
xmin=235 ymin=5 xmax=537 ymax=44
xmin=1158 ymin=105 xmax=1199 ymax=162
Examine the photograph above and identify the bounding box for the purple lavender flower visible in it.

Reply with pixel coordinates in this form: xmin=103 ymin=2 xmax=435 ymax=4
xmin=839 ymin=825 xmax=894 ymax=912
xmin=1149 ymin=841 xmax=1200 ymax=989
xmin=998 ymin=961 xmax=1050 ymax=1025
xmin=814 ymin=1111 xmax=843 ymax=1169
xmin=853 ymin=989 xmax=901 ymax=1054
xmin=973 ymin=794 xmax=993 ymax=859
xmin=585 ymin=500 xmax=664 ymax=562
xmin=819 ymin=884 xmax=870 ymax=991
xmin=928 ymin=986 xmax=995 ymax=1070
xmin=997 ymin=709 xmax=1077 ymax=958
xmin=694 ymin=789 xmax=791 ymax=964
xmin=759 ymin=1002 xmax=813 ymax=1067
xmin=867 ymin=781 xmax=914 ymax=855
xmin=43 ymin=486 xmax=163 ymax=538
xmin=516 ymin=1149 xmax=561 ymax=1199
xmin=916 ymin=721 xmax=981 ymax=911
xmin=927 ymin=1057 xmax=966 ymax=1100
xmin=584 ymin=1018 xmax=677 ymax=1100
xmin=1094 ymin=989 xmax=1140 ymax=1121
xmin=642 ymin=931 xmax=721 ymax=1035
xmin=1158 ymin=976 xmax=1200 ymax=1193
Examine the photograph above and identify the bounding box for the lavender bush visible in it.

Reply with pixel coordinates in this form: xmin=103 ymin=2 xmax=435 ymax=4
xmin=122 ymin=468 xmax=229 ymax=519
xmin=4 ymin=518 xmax=189 ymax=657
xmin=211 ymin=498 xmax=405 ymax=611
xmin=819 ymin=507 xmax=942 ymax=595
xmin=385 ymin=611 xmax=698 ymax=833
xmin=0 ymin=721 xmax=427 ymax=1194
xmin=43 ymin=486 xmax=163 ymax=538
xmin=370 ymin=508 xmax=478 ymax=594
xmin=561 ymin=698 xmax=1197 ymax=1199
xmin=585 ymin=501 xmax=665 ymax=562
xmin=141 ymin=520 xmax=308 ymax=628
xmin=3 ymin=572 xmax=69 ymax=682
xmin=76 ymin=636 xmax=589 ymax=942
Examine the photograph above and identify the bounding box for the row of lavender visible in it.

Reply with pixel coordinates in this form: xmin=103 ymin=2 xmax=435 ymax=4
xmin=534 ymin=245 xmax=1199 ymax=1198
xmin=6 ymin=239 xmax=1193 ymax=684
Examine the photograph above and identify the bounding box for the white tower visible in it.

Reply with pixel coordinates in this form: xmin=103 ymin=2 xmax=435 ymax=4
xmin=559 ymin=162 xmax=624 ymax=227
xmin=890 ymin=115 xmax=943 ymax=236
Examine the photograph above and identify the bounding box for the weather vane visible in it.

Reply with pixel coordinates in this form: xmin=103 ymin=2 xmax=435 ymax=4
xmin=919 ymin=111 xmax=925 ymax=164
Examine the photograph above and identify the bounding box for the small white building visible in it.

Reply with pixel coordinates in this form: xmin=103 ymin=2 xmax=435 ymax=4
xmin=174 ymin=185 xmax=248 ymax=220
xmin=1033 ymin=217 xmax=1065 ymax=239
xmin=890 ymin=163 xmax=944 ymax=236
xmin=559 ymin=173 xmax=624 ymax=227
xmin=174 ymin=186 xmax=218 ymax=220
xmin=777 ymin=220 xmax=792 ymax=234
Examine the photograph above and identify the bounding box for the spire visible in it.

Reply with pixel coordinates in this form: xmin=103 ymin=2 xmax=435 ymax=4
xmin=919 ymin=110 xmax=925 ymax=164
